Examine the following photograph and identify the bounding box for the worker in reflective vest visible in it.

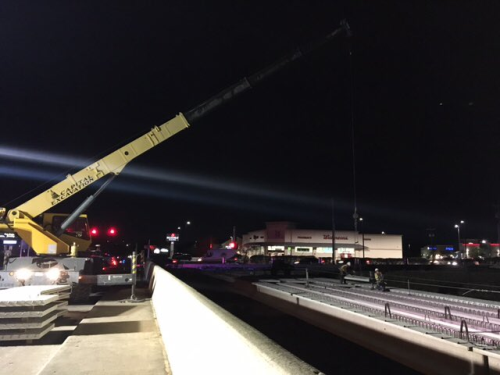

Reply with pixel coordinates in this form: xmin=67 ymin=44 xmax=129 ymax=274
xmin=339 ymin=262 xmax=351 ymax=284
xmin=374 ymin=268 xmax=385 ymax=291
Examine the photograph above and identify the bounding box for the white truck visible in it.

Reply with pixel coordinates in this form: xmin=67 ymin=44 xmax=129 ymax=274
xmin=197 ymin=248 xmax=240 ymax=264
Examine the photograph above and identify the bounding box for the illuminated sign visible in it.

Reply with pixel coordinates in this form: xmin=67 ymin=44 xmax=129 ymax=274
xmin=323 ymin=235 xmax=349 ymax=240
xmin=167 ymin=233 xmax=179 ymax=242
xmin=338 ymin=247 xmax=354 ymax=254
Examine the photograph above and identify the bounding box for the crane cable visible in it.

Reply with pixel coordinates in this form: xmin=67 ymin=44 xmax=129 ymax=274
xmin=348 ymin=36 xmax=359 ymax=231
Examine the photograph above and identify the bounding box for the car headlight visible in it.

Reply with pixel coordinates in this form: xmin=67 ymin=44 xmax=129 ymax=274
xmin=15 ymin=268 xmax=33 ymax=280
xmin=46 ymin=268 xmax=61 ymax=281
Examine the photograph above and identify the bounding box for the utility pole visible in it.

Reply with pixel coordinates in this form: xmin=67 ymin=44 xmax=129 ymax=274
xmin=360 ymin=217 xmax=364 ymax=258
xmin=426 ymin=228 xmax=436 ymax=263
xmin=495 ymin=203 xmax=500 ymax=244
xmin=331 ymin=199 xmax=336 ymax=264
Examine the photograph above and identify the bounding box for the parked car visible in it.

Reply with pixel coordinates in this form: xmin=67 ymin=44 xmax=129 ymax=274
xmin=298 ymin=256 xmax=320 ymax=265
xmin=226 ymin=254 xmax=245 ymax=263
xmin=172 ymin=253 xmax=192 ymax=262
xmin=249 ymin=255 xmax=271 ymax=264
xmin=271 ymin=257 xmax=294 ymax=276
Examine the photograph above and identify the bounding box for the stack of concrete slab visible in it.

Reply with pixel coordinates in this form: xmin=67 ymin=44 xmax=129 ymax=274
xmin=0 ymin=285 xmax=70 ymax=341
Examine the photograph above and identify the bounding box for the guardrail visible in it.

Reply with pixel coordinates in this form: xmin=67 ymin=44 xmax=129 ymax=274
xmin=148 ymin=264 xmax=321 ymax=375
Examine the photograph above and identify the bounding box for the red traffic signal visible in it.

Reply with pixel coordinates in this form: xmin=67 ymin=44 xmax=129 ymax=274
xmin=107 ymin=227 xmax=117 ymax=236
xmin=90 ymin=227 xmax=99 ymax=236
xmin=228 ymin=241 xmax=237 ymax=249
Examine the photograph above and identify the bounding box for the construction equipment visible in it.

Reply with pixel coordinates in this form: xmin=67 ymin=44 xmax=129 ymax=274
xmin=0 ymin=20 xmax=350 ymax=303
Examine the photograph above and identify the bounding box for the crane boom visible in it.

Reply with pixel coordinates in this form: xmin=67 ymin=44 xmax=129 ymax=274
xmin=9 ymin=114 xmax=189 ymax=221
xmin=0 ymin=20 xmax=350 ymax=255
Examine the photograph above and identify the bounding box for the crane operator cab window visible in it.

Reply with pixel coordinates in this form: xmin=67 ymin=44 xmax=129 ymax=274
xmin=43 ymin=214 xmax=90 ymax=241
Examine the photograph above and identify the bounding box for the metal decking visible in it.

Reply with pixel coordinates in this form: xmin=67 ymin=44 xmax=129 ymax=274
xmin=255 ymin=278 xmax=500 ymax=348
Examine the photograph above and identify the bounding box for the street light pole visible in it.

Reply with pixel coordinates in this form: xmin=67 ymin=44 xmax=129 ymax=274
xmin=331 ymin=199 xmax=336 ymax=264
xmin=177 ymin=221 xmax=191 ymax=251
xmin=185 ymin=221 xmax=191 ymax=243
xmin=426 ymin=227 xmax=435 ymax=263
xmin=454 ymin=220 xmax=465 ymax=258
xmin=360 ymin=217 xmax=365 ymax=258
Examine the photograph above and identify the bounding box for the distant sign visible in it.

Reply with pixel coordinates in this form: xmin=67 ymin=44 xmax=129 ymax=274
xmin=167 ymin=233 xmax=179 ymax=242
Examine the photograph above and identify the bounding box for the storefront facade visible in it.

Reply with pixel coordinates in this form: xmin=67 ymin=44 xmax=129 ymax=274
xmin=242 ymin=221 xmax=403 ymax=260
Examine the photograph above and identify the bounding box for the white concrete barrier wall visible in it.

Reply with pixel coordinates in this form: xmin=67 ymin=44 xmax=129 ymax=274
xmin=150 ymin=265 xmax=320 ymax=375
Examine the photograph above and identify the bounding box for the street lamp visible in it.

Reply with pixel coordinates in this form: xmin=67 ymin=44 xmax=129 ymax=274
xmin=427 ymin=228 xmax=436 ymax=263
xmin=178 ymin=221 xmax=191 ymax=237
xmin=454 ymin=220 xmax=465 ymax=258
xmin=185 ymin=221 xmax=191 ymax=242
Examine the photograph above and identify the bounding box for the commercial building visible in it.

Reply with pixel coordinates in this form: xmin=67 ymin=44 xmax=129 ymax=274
xmin=242 ymin=222 xmax=403 ymax=260
xmin=421 ymin=242 xmax=500 ymax=260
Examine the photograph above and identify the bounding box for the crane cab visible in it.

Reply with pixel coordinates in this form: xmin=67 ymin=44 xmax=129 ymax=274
xmin=41 ymin=213 xmax=92 ymax=254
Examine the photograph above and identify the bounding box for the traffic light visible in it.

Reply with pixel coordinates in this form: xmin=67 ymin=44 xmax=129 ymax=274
xmin=90 ymin=227 xmax=99 ymax=236
xmin=107 ymin=227 xmax=117 ymax=236
xmin=228 ymin=241 xmax=237 ymax=249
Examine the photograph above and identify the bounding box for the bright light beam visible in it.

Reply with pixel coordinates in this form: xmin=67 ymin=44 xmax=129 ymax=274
xmin=0 ymin=164 xmax=322 ymax=220
xmin=0 ymin=146 xmax=347 ymax=209
xmin=0 ymin=146 xmax=441 ymax=224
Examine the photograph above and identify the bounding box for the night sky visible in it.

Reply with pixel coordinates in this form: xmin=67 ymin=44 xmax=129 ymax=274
xmin=1 ymin=1 xmax=500 ymax=254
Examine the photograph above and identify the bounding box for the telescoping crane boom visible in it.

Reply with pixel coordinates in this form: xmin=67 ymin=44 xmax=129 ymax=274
xmin=0 ymin=20 xmax=350 ymax=284
xmin=0 ymin=20 xmax=350 ymax=256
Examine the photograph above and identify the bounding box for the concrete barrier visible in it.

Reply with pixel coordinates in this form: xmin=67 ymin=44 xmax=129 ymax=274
xmin=149 ymin=265 xmax=322 ymax=375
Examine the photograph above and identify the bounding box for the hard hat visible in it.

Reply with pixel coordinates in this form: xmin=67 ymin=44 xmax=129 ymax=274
xmin=375 ymin=268 xmax=379 ymax=271
xmin=347 ymin=262 xmax=351 ymax=266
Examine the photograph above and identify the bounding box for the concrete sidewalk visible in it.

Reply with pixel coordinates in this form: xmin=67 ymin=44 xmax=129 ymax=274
xmin=38 ymin=286 xmax=169 ymax=375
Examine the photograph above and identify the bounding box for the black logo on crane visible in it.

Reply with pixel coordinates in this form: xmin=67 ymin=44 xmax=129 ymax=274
xmin=50 ymin=176 xmax=94 ymax=205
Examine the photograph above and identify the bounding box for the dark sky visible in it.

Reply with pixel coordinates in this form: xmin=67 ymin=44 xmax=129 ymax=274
xmin=1 ymin=1 xmax=500 ymax=254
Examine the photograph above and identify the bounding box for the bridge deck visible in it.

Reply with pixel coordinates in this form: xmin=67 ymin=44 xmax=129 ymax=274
xmin=255 ymin=278 xmax=500 ymax=347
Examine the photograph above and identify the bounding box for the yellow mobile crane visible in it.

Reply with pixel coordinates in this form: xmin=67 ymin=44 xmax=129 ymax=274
xmin=0 ymin=20 xmax=350 ymax=300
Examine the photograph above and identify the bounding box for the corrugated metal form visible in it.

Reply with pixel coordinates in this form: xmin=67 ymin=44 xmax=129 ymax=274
xmin=0 ymin=285 xmax=70 ymax=341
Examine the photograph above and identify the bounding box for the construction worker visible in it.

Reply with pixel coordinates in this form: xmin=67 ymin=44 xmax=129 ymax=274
xmin=339 ymin=262 xmax=351 ymax=284
xmin=369 ymin=270 xmax=376 ymax=290
xmin=374 ymin=268 xmax=385 ymax=291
